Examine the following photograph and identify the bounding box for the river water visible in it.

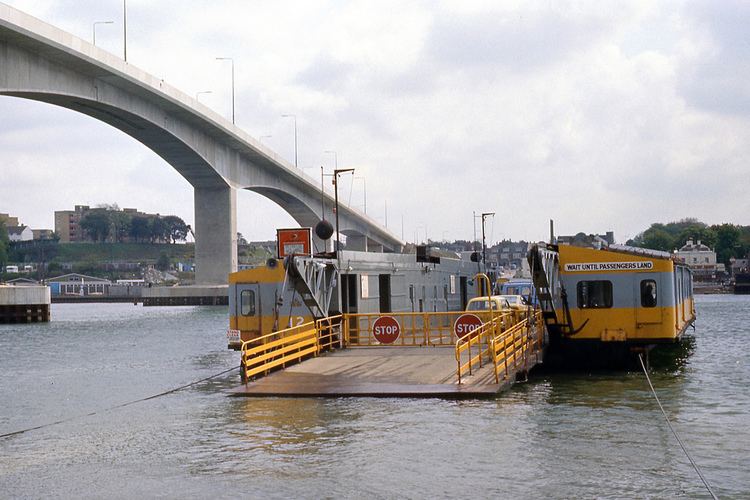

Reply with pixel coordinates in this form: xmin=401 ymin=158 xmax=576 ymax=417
xmin=1 ymin=295 xmax=748 ymax=498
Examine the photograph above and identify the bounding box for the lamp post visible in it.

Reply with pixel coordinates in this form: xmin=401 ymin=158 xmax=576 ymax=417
xmin=350 ymin=176 xmax=367 ymax=213
xmin=93 ymin=21 xmax=113 ymax=46
xmin=281 ymin=114 xmax=298 ymax=168
xmin=216 ymin=57 xmax=235 ymax=124
xmin=195 ymin=90 xmax=212 ymax=102
xmin=333 ymin=168 xmax=355 ymax=260
xmin=259 ymin=135 xmax=272 ymax=144
xmin=481 ymin=212 xmax=495 ymax=275
xmin=123 ymin=0 xmax=127 ymax=61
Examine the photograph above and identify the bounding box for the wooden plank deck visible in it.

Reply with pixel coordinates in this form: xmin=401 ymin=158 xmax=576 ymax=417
xmin=230 ymin=346 xmax=524 ymax=399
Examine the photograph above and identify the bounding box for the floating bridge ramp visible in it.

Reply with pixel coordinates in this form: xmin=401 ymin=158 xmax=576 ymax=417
xmin=230 ymin=310 xmax=545 ymax=399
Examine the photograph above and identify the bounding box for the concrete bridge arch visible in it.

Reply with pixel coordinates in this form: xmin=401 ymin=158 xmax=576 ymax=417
xmin=0 ymin=5 xmax=402 ymax=284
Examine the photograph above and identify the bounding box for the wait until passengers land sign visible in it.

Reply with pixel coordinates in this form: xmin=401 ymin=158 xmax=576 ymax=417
xmin=564 ymin=261 xmax=653 ymax=272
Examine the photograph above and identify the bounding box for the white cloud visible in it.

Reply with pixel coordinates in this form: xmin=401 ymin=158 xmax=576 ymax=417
xmin=1 ymin=0 xmax=749 ymax=246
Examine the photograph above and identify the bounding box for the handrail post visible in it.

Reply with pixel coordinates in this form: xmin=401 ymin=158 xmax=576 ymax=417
xmin=491 ymin=338 xmax=499 ymax=384
xmin=456 ymin=341 xmax=462 ymax=384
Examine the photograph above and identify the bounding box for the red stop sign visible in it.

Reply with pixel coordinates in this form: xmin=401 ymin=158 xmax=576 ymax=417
xmin=372 ymin=316 xmax=401 ymax=344
xmin=454 ymin=313 xmax=483 ymax=339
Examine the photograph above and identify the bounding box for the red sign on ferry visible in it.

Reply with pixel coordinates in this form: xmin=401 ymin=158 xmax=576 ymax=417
xmin=276 ymin=228 xmax=312 ymax=258
xmin=454 ymin=313 xmax=483 ymax=339
xmin=372 ymin=316 xmax=401 ymax=344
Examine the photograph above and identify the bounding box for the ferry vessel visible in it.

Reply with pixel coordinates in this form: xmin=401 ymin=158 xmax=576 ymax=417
xmin=528 ymin=242 xmax=695 ymax=367
xmin=226 ymin=229 xmax=545 ymax=396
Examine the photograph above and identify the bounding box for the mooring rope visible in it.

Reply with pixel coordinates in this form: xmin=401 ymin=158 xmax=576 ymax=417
xmin=0 ymin=365 xmax=239 ymax=440
xmin=638 ymin=354 xmax=719 ymax=499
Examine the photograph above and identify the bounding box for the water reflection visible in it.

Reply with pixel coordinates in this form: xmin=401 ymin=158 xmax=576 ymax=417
xmin=649 ymin=335 xmax=697 ymax=373
xmin=1 ymin=298 xmax=749 ymax=498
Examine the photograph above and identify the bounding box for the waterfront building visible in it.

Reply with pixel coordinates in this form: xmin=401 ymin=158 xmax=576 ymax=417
xmin=730 ymin=257 xmax=749 ymax=276
xmin=48 ymin=273 xmax=111 ymax=296
xmin=675 ymin=239 xmax=725 ymax=281
xmin=557 ymin=231 xmax=615 ymax=247
xmin=2 ymin=213 xmax=54 ymax=241
xmin=0 ymin=213 xmax=20 ymax=227
xmin=54 ymin=205 xmax=174 ymax=243
xmin=6 ymin=277 xmax=39 ymax=285
xmin=54 ymin=205 xmax=89 ymax=242
xmin=493 ymin=240 xmax=531 ymax=270
xmin=32 ymin=229 xmax=55 ymax=240
xmin=7 ymin=225 xmax=33 ymax=242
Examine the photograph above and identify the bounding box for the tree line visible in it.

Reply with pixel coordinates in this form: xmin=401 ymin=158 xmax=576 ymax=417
xmin=78 ymin=206 xmax=190 ymax=244
xmin=626 ymin=218 xmax=750 ymax=265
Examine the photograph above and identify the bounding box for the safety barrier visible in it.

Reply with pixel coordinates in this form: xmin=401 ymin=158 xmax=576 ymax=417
xmin=316 ymin=314 xmax=343 ymax=351
xmin=239 ymin=309 xmax=541 ymax=385
xmin=489 ymin=311 xmax=543 ymax=384
xmin=240 ymin=318 xmax=341 ymax=382
xmin=342 ymin=311 xmax=509 ymax=346
xmin=455 ymin=310 xmax=542 ymax=384
xmin=454 ymin=312 xmax=513 ymax=383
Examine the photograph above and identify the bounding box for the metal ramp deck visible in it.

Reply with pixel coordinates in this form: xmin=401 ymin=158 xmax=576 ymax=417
xmin=230 ymin=347 xmax=514 ymax=398
xmin=230 ymin=311 xmax=544 ymax=399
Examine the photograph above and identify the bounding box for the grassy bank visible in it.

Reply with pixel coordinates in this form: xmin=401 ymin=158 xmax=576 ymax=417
xmin=54 ymin=242 xmax=195 ymax=262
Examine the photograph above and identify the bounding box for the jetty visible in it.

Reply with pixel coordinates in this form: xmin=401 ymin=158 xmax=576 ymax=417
xmin=0 ymin=284 xmax=51 ymax=323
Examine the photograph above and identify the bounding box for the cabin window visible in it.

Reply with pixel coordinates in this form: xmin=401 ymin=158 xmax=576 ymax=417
xmin=640 ymin=280 xmax=657 ymax=308
xmin=240 ymin=290 xmax=256 ymax=316
xmin=577 ymin=281 xmax=612 ymax=309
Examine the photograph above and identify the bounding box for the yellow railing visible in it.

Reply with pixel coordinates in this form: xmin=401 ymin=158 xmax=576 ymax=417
xmin=239 ymin=309 xmax=541 ymax=385
xmin=454 ymin=310 xmax=542 ymax=384
xmin=316 ymin=314 xmax=343 ymax=351
xmin=240 ymin=322 xmax=317 ymax=381
xmin=489 ymin=310 xmax=543 ymax=384
xmin=454 ymin=312 xmax=512 ymax=383
xmin=342 ymin=311 xmax=504 ymax=346
xmin=240 ymin=318 xmax=342 ymax=382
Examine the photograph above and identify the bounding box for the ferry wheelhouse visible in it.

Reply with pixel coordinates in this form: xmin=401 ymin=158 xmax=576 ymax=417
xmin=529 ymin=243 xmax=695 ymax=366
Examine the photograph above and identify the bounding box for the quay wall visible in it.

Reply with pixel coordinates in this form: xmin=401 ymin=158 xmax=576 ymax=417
xmin=142 ymin=285 xmax=228 ymax=306
xmin=0 ymin=285 xmax=51 ymax=323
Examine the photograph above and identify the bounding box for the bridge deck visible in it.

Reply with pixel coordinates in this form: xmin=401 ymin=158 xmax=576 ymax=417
xmin=230 ymin=346 xmax=532 ymax=399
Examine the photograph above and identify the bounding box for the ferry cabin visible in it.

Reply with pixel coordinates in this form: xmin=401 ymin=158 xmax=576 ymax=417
xmin=555 ymin=244 xmax=695 ymax=344
xmin=228 ymin=249 xmax=483 ymax=349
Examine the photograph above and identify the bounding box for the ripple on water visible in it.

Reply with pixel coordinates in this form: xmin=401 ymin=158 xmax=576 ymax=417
xmin=1 ymin=298 xmax=749 ymax=497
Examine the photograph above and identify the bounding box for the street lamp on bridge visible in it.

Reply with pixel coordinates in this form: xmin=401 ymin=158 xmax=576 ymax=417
xmin=93 ymin=20 xmax=113 ymax=46
xmin=281 ymin=114 xmax=298 ymax=168
xmin=122 ymin=0 xmax=127 ymax=61
xmin=195 ymin=90 xmax=212 ymax=102
xmin=333 ymin=168 xmax=355 ymax=260
xmin=216 ymin=57 xmax=235 ymax=124
xmin=349 ymin=176 xmax=367 ymax=214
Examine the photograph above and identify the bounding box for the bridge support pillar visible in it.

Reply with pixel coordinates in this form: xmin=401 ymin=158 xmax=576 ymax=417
xmin=346 ymin=235 xmax=368 ymax=251
xmin=194 ymin=185 xmax=237 ymax=284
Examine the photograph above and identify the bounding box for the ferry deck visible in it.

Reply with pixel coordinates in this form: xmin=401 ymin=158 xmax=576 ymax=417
xmin=230 ymin=309 xmax=545 ymax=399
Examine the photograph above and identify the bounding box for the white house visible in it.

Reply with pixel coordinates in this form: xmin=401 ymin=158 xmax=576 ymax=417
xmin=676 ymin=239 xmax=725 ymax=280
xmin=7 ymin=225 xmax=33 ymax=242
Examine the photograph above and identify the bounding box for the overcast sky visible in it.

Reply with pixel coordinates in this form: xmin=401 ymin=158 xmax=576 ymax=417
xmin=2 ymin=0 xmax=749 ymax=245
